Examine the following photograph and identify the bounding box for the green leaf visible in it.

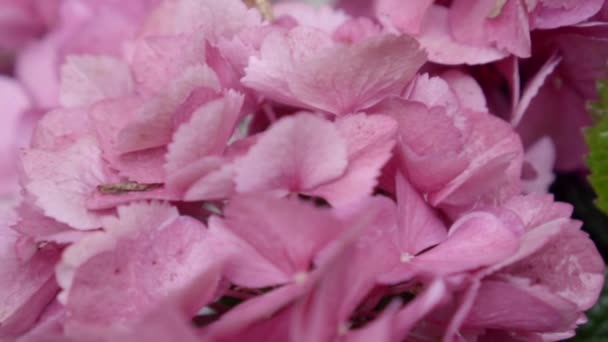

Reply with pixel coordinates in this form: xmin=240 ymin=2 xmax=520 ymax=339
xmin=585 ymin=80 xmax=608 ymax=215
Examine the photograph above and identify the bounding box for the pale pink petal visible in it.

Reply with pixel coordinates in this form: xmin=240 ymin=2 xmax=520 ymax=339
xmin=273 ymin=3 xmax=350 ymax=33
xmin=442 ymin=70 xmax=488 ymax=113
xmin=22 ymin=137 xmax=108 ymax=230
xmin=174 ymin=0 xmax=261 ymax=41
xmin=59 ymin=55 xmax=134 ymax=108
xmin=310 ymin=114 xmax=398 ymax=206
xmin=522 ymin=137 xmax=556 ymax=194
xmin=234 ymin=113 xmax=348 ymax=194
xmin=31 ymin=107 xmax=92 ymax=150
xmin=130 ymin=35 xmax=209 ymax=96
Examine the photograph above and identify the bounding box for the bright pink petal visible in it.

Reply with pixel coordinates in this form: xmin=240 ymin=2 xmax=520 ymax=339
xmin=234 ymin=113 xmax=348 ymax=194
xmin=429 ymin=110 xmax=524 ymax=211
xmin=21 ymin=137 xmax=108 ymax=230
xmin=310 ymin=114 xmax=398 ymax=206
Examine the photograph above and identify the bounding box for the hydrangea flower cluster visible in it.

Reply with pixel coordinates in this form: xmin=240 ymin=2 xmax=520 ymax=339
xmin=0 ymin=0 xmax=606 ymax=341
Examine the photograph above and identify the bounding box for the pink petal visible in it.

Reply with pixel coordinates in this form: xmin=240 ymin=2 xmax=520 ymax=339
xmin=21 ymin=137 xmax=108 ymax=230
xmin=243 ymin=30 xmax=425 ymax=115
xmin=530 ymin=0 xmax=604 ymax=29
xmin=388 ymin=100 xmax=468 ymax=192
xmin=375 ymin=0 xmax=434 ymax=34
xmin=310 ymin=113 xmax=398 ymax=206
xmin=130 ymin=35 xmax=209 ymax=96
xmin=184 ymin=162 xmax=236 ymax=201
xmin=59 ymin=55 xmax=134 ymax=108
xmin=31 ymin=107 xmax=92 ymax=151
xmin=503 ymin=193 xmax=572 ymax=230
xmin=0 ymin=229 xmax=60 ymax=339
xmin=501 ymin=225 xmax=605 ymax=311
xmin=206 ymin=217 xmax=290 ymax=288
xmin=206 ymin=283 xmax=308 ymax=340
xmin=416 ymin=6 xmax=508 ymax=65
xmin=464 ymin=280 xmax=579 ymax=332
xmin=442 ymin=70 xmax=488 ymax=113
xmin=117 ymin=65 xmax=221 ymax=154
xmin=274 ymin=3 xmax=350 ymax=34
xmin=234 ymin=113 xmax=348 ymax=194
xmin=393 ymin=279 xmax=447 ymax=339
xmin=165 ymin=91 xmax=244 ymax=175
xmin=0 ymin=78 xmax=30 ymax=195
xmin=383 ymin=212 xmax=520 ymax=282
xmin=450 ymin=0 xmax=531 ymax=58
xmin=222 ymin=194 xmax=345 ymax=285
xmin=429 ymin=110 xmax=524 ymax=210
xmin=62 ymin=202 xmax=217 ymax=333
xmin=394 ymin=173 xmax=447 ymax=256
xmin=174 ymin=0 xmax=261 ymax=41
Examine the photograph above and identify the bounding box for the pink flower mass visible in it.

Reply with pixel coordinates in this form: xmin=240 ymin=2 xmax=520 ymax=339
xmin=0 ymin=0 xmax=606 ymax=341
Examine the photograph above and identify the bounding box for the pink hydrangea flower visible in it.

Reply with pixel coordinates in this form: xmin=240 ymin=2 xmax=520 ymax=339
xmin=0 ymin=0 xmax=605 ymax=341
